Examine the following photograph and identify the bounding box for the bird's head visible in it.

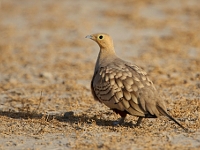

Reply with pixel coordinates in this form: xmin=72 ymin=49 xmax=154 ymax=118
xmin=85 ymin=33 xmax=114 ymax=49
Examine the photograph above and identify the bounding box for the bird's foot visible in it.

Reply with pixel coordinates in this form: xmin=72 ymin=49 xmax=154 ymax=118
xmin=113 ymin=117 xmax=125 ymax=126
xmin=113 ymin=117 xmax=144 ymax=127
xmin=134 ymin=117 xmax=143 ymax=127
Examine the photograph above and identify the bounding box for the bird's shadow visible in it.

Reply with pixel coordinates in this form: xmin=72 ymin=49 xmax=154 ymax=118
xmin=0 ymin=110 xmax=134 ymax=127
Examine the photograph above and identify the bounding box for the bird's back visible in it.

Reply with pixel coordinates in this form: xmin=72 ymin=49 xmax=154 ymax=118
xmin=91 ymin=56 xmax=167 ymax=118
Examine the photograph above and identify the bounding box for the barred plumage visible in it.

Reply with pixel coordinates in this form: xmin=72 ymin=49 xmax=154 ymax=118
xmin=86 ymin=33 xmax=187 ymax=131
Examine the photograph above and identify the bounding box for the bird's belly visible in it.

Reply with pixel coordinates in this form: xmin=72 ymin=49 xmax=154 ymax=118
xmin=99 ymin=97 xmax=125 ymax=111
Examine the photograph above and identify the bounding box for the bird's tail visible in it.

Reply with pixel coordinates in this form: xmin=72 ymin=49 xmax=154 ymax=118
xmin=157 ymin=105 xmax=188 ymax=132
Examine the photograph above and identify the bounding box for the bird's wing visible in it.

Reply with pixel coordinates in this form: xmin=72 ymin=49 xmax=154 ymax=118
xmin=91 ymin=62 xmax=165 ymax=117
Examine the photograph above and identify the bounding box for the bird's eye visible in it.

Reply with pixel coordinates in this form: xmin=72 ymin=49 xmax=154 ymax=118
xmin=98 ymin=35 xmax=103 ymax=40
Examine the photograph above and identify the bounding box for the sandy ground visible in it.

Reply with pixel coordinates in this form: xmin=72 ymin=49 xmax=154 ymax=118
xmin=0 ymin=0 xmax=200 ymax=149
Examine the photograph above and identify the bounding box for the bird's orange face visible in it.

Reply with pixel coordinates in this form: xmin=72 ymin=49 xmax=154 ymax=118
xmin=85 ymin=33 xmax=113 ymax=49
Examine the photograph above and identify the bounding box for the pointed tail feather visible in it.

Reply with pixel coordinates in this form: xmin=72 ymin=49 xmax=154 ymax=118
xmin=157 ymin=105 xmax=188 ymax=132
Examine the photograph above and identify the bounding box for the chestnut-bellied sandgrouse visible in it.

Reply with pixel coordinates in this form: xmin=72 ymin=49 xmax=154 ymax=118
xmin=86 ymin=33 xmax=187 ymax=131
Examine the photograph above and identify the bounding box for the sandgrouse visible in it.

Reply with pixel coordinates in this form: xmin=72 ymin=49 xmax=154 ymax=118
xmin=86 ymin=33 xmax=187 ymax=131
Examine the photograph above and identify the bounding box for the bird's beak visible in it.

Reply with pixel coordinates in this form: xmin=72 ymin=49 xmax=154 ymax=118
xmin=85 ymin=35 xmax=93 ymax=39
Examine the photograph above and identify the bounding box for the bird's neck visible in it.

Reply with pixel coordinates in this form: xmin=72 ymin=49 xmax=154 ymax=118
xmin=95 ymin=48 xmax=117 ymax=69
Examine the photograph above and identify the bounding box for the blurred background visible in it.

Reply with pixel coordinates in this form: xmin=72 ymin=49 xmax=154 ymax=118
xmin=0 ymin=0 xmax=199 ymax=149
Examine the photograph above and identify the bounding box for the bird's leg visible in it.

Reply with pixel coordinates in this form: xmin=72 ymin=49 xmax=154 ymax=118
xmin=135 ymin=117 xmax=144 ymax=126
xmin=112 ymin=109 xmax=127 ymax=126
xmin=113 ymin=117 xmax=126 ymax=126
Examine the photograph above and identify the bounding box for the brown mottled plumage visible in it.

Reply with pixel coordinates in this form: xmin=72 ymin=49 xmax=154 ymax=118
xmin=85 ymin=33 xmax=187 ymax=131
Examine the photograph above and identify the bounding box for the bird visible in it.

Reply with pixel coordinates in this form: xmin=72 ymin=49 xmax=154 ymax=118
xmin=85 ymin=33 xmax=187 ymax=131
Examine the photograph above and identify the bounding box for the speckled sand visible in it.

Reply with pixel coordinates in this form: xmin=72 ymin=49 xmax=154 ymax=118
xmin=0 ymin=0 xmax=200 ymax=149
